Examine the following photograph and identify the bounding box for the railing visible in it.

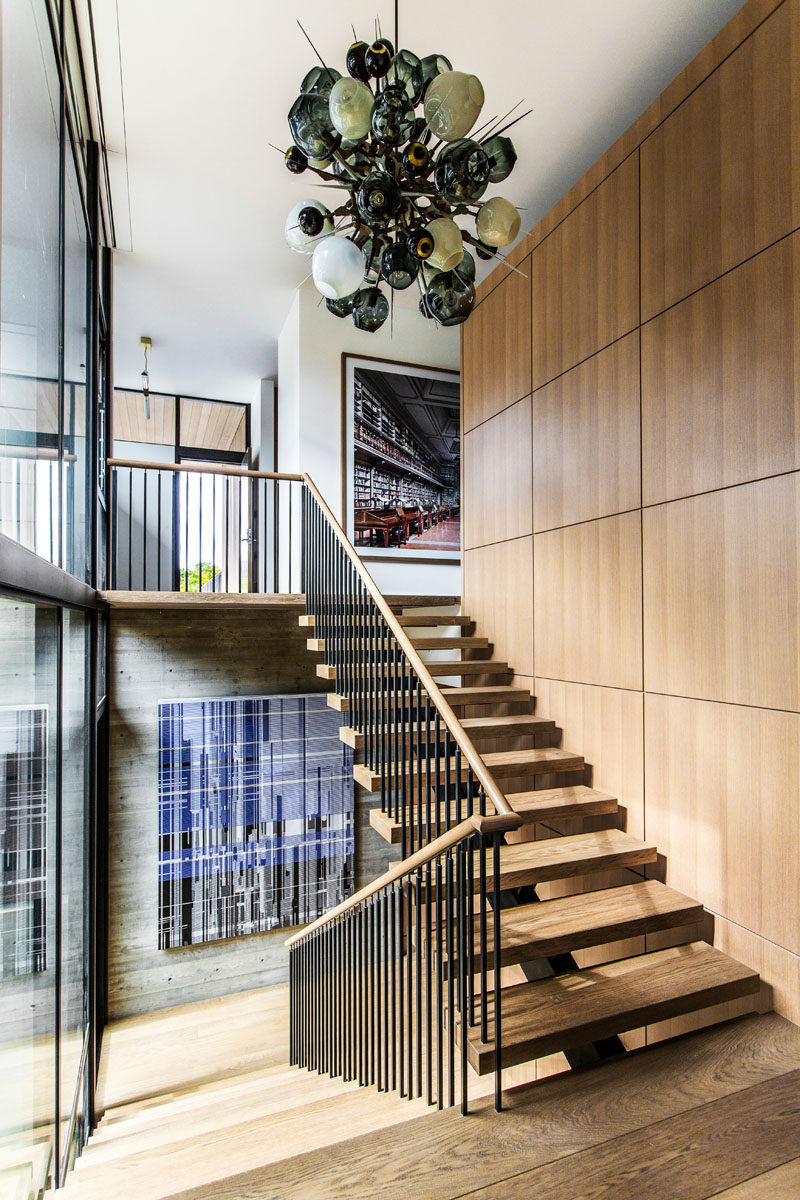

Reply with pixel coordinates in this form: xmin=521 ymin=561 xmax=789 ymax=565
xmin=286 ymin=814 xmax=514 ymax=1114
xmin=106 ymin=458 xmax=519 ymax=1111
xmin=107 ymin=459 xmax=303 ymax=593
xmin=287 ymin=477 xmax=521 ymax=1113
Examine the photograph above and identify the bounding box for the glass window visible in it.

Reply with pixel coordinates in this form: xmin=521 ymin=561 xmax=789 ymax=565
xmin=60 ymin=609 xmax=89 ymax=1169
xmin=0 ymin=0 xmax=61 ymax=564
xmin=0 ymin=598 xmax=58 ymax=1192
xmin=63 ymin=148 xmax=90 ymax=582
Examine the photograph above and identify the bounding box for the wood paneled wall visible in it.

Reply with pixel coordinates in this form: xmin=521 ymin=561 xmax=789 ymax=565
xmin=461 ymin=0 xmax=800 ymax=1031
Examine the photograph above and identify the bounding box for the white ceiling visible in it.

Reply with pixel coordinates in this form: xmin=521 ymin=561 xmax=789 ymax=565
xmin=95 ymin=0 xmax=747 ymax=402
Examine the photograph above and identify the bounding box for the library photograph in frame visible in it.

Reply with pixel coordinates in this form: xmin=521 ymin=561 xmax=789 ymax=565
xmin=343 ymin=355 xmax=460 ymax=562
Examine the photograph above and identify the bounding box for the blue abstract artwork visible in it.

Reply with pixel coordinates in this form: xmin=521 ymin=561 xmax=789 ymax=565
xmin=158 ymin=694 xmax=354 ymax=949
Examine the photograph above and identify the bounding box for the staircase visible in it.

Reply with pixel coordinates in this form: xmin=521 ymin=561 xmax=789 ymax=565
xmin=295 ymin=516 xmax=762 ymax=1110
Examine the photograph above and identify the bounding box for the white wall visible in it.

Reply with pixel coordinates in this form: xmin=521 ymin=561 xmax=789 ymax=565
xmin=278 ymin=285 xmax=461 ymax=597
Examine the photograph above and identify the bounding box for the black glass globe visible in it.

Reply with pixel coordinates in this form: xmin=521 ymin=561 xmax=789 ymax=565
xmin=346 ymin=40 xmax=371 ymax=82
xmin=425 ymin=269 xmax=476 ymax=327
xmin=326 ymin=291 xmax=360 ymax=318
xmin=300 ymin=65 xmax=342 ymax=97
xmin=285 ymin=146 xmax=308 ymax=174
xmin=455 ymin=250 xmax=476 ymax=282
xmin=298 ymin=206 xmax=325 ymax=236
xmin=370 ymin=86 xmax=414 ymax=145
xmin=407 ymin=228 xmax=434 ymax=260
xmin=402 ymin=141 xmax=430 ymax=177
xmin=356 ymin=171 xmax=402 ymax=224
xmin=483 ymin=135 xmax=517 ymax=184
xmin=380 ymin=241 xmax=419 ymax=290
xmin=288 ymin=93 xmax=342 ymax=160
xmin=409 ymin=117 xmax=432 ymax=145
xmin=365 ymin=39 xmax=394 ymax=77
xmin=333 ymin=149 xmax=370 ymax=178
xmin=353 ymin=286 xmax=390 ymax=332
xmin=360 ymin=237 xmax=384 ymax=281
xmin=420 ymin=53 xmax=452 ymax=93
xmin=386 ymin=49 xmax=423 ymax=103
xmin=474 ymin=240 xmax=496 ymax=261
xmin=434 ymin=139 xmax=490 ymax=204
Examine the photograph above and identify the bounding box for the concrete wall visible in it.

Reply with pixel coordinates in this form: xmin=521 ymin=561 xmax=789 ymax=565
xmin=107 ymin=602 xmax=395 ymax=1018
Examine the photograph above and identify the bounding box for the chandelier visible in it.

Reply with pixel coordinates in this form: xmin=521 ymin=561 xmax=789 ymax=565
xmin=282 ymin=26 xmax=526 ymax=332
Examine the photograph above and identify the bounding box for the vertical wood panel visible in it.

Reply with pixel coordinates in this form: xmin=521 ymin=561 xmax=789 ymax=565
xmin=463 ymin=396 xmax=532 ymax=549
xmin=645 ymin=693 xmax=800 ymax=957
xmin=535 ymin=678 xmax=644 ymax=839
xmin=641 ymin=0 xmax=800 ymax=319
xmin=642 ymin=234 xmax=800 ymax=505
xmin=533 ymin=331 xmax=641 ymax=531
xmin=534 ymin=512 xmax=643 ymax=690
xmin=462 ymin=258 xmax=531 ymax=433
xmin=643 ymin=474 xmax=800 ymax=710
xmin=463 ymin=538 xmax=533 ymax=678
xmin=531 ymin=154 xmax=639 ymax=389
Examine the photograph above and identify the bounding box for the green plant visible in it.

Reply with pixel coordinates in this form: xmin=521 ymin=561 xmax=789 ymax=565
xmin=180 ymin=562 xmax=217 ymax=592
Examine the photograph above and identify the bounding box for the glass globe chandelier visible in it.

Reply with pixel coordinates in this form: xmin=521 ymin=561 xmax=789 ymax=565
xmin=282 ymin=21 xmax=528 ymax=333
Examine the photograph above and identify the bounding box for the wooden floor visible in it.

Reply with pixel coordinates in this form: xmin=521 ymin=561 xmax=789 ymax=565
xmin=55 ymin=985 xmax=800 ymax=1200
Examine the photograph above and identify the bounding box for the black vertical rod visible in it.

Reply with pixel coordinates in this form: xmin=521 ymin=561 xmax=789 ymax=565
xmin=435 ymin=854 xmax=443 ymax=1109
xmin=390 ymin=885 xmax=398 ymax=1093
xmin=405 ymin=875 xmax=413 ymax=1100
xmin=493 ymin=834 xmax=503 ymax=1113
xmin=383 ymin=889 xmax=390 ymax=1092
xmin=127 ymin=469 xmax=132 ymax=588
xmin=425 ymin=857 xmax=433 ymax=1106
xmin=458 ymin=843 xmax=469 ymax=1116
xmin=415 ymin=870 xmax=423 ymax=1098
xmin=142 ymin=468 xmax=148 ymax=590
xmin=480 ymin=833 xmax=489 ymax=1044
xmin=288 ymin=480 xmax=293 ymax=593
xmin=211 ymin=473 xmax=216 ymax=589
xmin=446 ymin=848 xmax=455 ymax=1109
xmin=157 ymin=470 xmax=162 ymax=591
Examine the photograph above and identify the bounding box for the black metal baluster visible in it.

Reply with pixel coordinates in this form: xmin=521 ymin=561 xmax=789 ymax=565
xmin=383 ymin=888 xmax=390 ymax=1092
xmin=415 ymin=869 xmax=423 ymax=1098
xmin=446 ymin=848 xmax=455 ymax=1109
xmin=480 ymin=832 xmax=489 ymax=1046
xmin=435 ymin=853 xmax=443 ymax=1109
xmin=142 ymin=469 xmax=148 ymax=590
xmin=390 ymin=885 xmax=398 ymax=1093
xmin=157 ymin=470 xmax=162 ymax=591
xmin=458 ymin=842 xmax=469 ymax=1115
xmin=493 ymin=833 xmax=503 ymax=1112
xmin=405 ymin=875 xmax=413 ymax=1100
xmin=425 ymin=855 xmax=433 ymax=1106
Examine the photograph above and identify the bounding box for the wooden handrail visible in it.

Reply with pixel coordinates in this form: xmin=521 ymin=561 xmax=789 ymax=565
xmin=301 ymin=473 xmax=520 ymax=825
xmin=285 ymin=811 xmax=518 ymax=946
xmin=107 ymin=457 xmax=303 ymax=482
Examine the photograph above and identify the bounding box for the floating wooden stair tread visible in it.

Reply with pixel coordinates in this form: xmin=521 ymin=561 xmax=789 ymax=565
xmin=481 ymin=747 xmax=583 ymax=775
xmin=396 ymin=614 xmax=474 ymax=628
xmin=484 ymin=830 xmax=657 ymax=891
xmin=368 ymin=784 xmax=618 ymax=844
xmin=341 ymin=711 xmax=557 ymax=752
xmin=367 ymin=659 xmax=511 ymax=678
xmin=409 ymin=636 xmax=490 ymax=650
xmin=464 ymin=942 xmax=761 ymax=1074
xmin=440 ymin=685 xmax=532 ymax=706
xmin=459 ymin=714 xmax=555 ymax=735
xmin=353 ymin=747 xmax=580 ymax=793
xmin=468 ymin=880 xmax=703 ymax=970
xmin=504 ymin=784 xmax=618 ymax=822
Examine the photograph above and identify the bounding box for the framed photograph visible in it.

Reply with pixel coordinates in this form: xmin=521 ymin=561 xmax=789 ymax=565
xmin=342 ymin=354 xmax=460 ymax=563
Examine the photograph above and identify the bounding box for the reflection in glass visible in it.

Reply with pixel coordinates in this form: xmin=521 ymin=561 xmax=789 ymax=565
xmin=60 ymin=610 xmax=88 ymax=1169
xmin=0 ymin=599 xmax=58 ymax=1191
xmin=63 ymin=148 xmax=89 ymax=582
xmin=0 ymin=0 xmax=61 ymax=564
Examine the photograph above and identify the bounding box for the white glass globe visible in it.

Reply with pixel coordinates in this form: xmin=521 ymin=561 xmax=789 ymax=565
xmin=284 ymin=199 xmax=333 ymax=254
xmin=312 ymin=236 xmax=365 ymax=299
xmin=423 ymin=71 xmax=485 ymax=142
xmin=426 ymin=217 xmax=464 ymax=272
xmin=329 ymin=77 xmax=373 ymax=139
xmin=476 ymin=196 xmax=521 ymax=247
